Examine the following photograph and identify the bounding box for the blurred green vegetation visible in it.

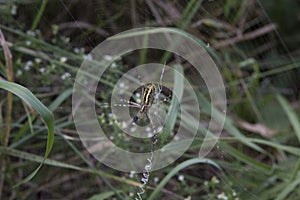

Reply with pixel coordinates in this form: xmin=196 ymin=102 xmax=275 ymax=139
xmin=0 ymin=0 xmax=300 ymax=199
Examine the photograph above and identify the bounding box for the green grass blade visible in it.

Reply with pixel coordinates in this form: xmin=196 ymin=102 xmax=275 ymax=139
xmin=259 ymin=181 xmax=288 ymax=200
xmin=148 ymin=158 xmax=220 ymax=200
xmin=48 ymin=88 xmax=73 ymax=111
xmin=249 ymin=138 xmax=300 ymax=156
xmin=276 ymin=94 xmax=300 ymax=192
xmin=88 ymin=191 xmax=119 ymax=200
xmin=277 ymin=94 xmax=300 ymax=143
xmin=108 ymin=27 xmax=220 ymax=62
xmin=0 ymin=146 xmax=140 ymax=187
xmin=0 ymin=146 xmax=80 ymax=171
xmin=196 ymin=91 xmax=264 ymax=152
xmin=13 ymin=88 xmax=71 ymax=143
xmin=0 ymin=100 xmax=4 ymax=143
xmin=290 ymin=157 xmax=300 ymax=181
xmin=31 ymin=0 xmax=48 ymax=31
xmin=176 ymin=0 xmax=203 ymax=30
xmin=221 ymin=142 xmax=272 ymax=174
xmin=0 ymin=80 xmax=54 ymax=187
xmin=275 ymin=178 xmax=300 ymax=200
xmin=163 ymin=64 xmax=184 ymax=139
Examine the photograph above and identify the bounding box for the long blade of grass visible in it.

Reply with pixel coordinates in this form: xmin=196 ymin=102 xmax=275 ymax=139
xmin=275 ymin=178 xmax=300 ymax=200
xmin=276 ymin=94 xmax=300 ymax=142
xmin=176 ymin=0 xmax=203 ymax=30
xmin=0 ymin=80 xmax=54 ymax=187
xmin=0 ymin=100 xmax=4 ymax=142
xmin=258 ymin=181 xmax=288 ymax=200
xmin=249 ymin=138 xmax=300 ymax=156
xmin=276 ymin=94 xmax=300 ymax=191
xmin=88 ymin=191 xmax=119 ymax=200
xmin=31 ymin=0 xmax=48 ymax=30
xmin=13 ymin=88 xmax=72 ymax=143
xmin=148 ymin=158 xmax=220 ymax=200
xmin=197 ymin=91 xmax=264 ymax=152
xmin=220 ymin=142 xmax=272 ymax=174
xmin=0 ymin=146 xmax=140 ymax=187
xmin=58 ymin=132 xmax=126 ymax=199
xmin=163 ymin=64 xmax=184 ymax=140
xmin=290 ymin=157 xmax=300 ymax=181
xmin=109 ymin=27 xmax=220 ymax=62
xmin=48 ymin=88 xmax=73 ymax=111
xmin=0 ymin=29 xmax=14 ymax=148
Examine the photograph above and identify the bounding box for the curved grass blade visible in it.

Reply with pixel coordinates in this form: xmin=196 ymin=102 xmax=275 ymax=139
xmin=220 ymin=142 xmax=272 ymax=174
xmin=276 ymin=94 xmax=300 ymax=196
xmin=249 ymin=138 xmax=300 ymax=156
xmin=31 ymin=0 xmax=48 ymax=31
xmin=176 ymin=0 xmax=203 ymax=30
xmin=13 ymin=88 xmax=72 ymax=143
xmin=108 ymin=27 xmax=220 ymax=62
xmin=88 ymin=191 xmax=119 ymax=200
xmin=148 ymin=158 xmax=220 ymax=200
xmin=163 ymin=64 xmax=184 ymax=140
xmin=0 ymin=79 xmax=54 ymax=187
xmin=48 ymin=88 xmax=73 ymax=111
xmin=276 ymin=94 xmax=300 ymax=143
xmin=0 ymin=146 xmax=140 ymax=187
xmin=196 ymin=91 xmax=264 ymax=152
xmin=275 ymin=178 xmax=300 ymax=200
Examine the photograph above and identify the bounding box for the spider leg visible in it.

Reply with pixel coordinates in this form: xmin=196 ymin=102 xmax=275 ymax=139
xmin=120 ymin=98 xmax=140 ymax=105
xmin=113 ymin=104 xmax=140 ymax=108
xmin=115 ymin=98 xmax=141 ymax=107
xmin=158 ymin=62 xmax=166 ymax=93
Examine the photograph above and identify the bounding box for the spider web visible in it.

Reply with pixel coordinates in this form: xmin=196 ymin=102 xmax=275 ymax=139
xmin=47 ymin=0 xmax=299 ymax=199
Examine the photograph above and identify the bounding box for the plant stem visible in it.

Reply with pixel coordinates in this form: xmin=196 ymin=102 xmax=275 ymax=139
xmin=31 ymin=0 xmax=48 ymax=31
xmin=0 ymin=29 xmax=14 ymax=147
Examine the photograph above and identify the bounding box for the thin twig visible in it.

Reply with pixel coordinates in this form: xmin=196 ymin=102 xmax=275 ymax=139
xmin=214 ymin=23 xmax=278 ymax=49
xmin=155 ymin=1 xmax=181 ymax=20
xmin=59 ymin=21 xmax=109 ymax=37
xmin=236 ymin=120 xmax=277 ymax=137
xmin=192 ymin=18 xmax=236 ymax=32
xmin=130 ymin=0 xmax=138 ymax=26
xmin=145 ymin=0 xmax=164 ymax=26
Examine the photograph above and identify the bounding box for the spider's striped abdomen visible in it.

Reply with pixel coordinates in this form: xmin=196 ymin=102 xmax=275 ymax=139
xmin=141 ymin=83 xmax=157 ymax=109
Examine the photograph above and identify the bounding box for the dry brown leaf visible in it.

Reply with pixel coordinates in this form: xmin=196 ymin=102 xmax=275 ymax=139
xmin=236 ymin=120 xmax=278 ymax=137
